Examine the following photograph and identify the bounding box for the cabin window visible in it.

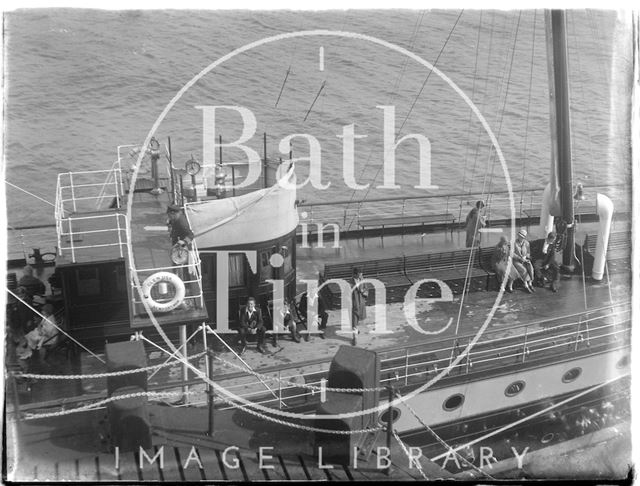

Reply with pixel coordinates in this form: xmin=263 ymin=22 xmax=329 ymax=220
xmin=280 ymin=244 xmax=292 ymax=274
xmin=616 ymin=355 xmax=629 ymax=369
xmin=378 ymin=407 xmax=401 ymax=424
xmin=114 ymin=265 xmax=127 ymax=294
xmin=259 ymin=248 xmax=274 ymax=283
xmin=442 ymin=393 xmax=465 ymax=411
xmin=76 ymin=268 xmax=101 ymax=296
xmin=561 ymin=367 xmax=582 ymax=383
xmin=200 ymin=256 xmax=215 ymax=290
xmin=504 ymin=381 xmax=526 ymax=397
xmin=228 ymin=254 xmax=246 ymax=288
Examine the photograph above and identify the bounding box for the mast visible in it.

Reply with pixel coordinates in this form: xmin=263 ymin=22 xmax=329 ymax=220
xmin=545 ymin=10 xmax=577 ymax=270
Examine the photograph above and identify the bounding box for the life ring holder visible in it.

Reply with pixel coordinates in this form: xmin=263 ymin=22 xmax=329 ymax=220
xmin=141 ymin=272 xmax=186 ymax=313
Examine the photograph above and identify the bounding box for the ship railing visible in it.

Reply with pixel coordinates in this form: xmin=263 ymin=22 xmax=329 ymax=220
xmin=55 ymin=212 xmax=128 ymax=263
xmin=8 ymin=302 xmax=630 ymax=414
xmin=6 ymin=224 xmax=58 ymax=263
xmin=55 ymin=167 xmax=123 ymax=217
xmin=129 ymin=240 xmax=205 ymax=311
xmin=95 ymin=159 xmax=125 ymax=210
xmin=198 ymin=302 xmax=632 ymax=410
xmin=297 ymin=183 xmax=629 ymax=232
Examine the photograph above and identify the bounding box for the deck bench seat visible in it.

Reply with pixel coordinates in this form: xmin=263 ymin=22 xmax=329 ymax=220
xmin=357 ymin=213 xmax=455 ymax=240
xmin=320 ymin=248 xmax=493 ymax=309
xmin=403 ymin=249 xmax=488 ymax=296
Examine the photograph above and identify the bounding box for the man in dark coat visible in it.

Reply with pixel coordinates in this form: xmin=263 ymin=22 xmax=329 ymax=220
xmin=465 ymin=201 xmax=486 ymax=247
xmin=351 ymin=268 xmax=368 ymax=346
xmin=239 ymin=297 xmax=266 ymax=354
xmin=534 ymin=232 xmax=561 ymax=292
xmin=166 ymin=204 xmax=194 ymax=246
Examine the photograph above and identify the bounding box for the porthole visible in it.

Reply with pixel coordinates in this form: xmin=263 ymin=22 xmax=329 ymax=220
xmin=505 ymin=380 xmax=526 ymax=397
xmin=562 ymin=367 xmax=582 ymax=383
xmin=616 ymin=355 xmax=630 ymax=369
xmin=443 ymin=393 xmax=465 ymax=411
xmin=379 ymin=407 xmax=401 ymax=424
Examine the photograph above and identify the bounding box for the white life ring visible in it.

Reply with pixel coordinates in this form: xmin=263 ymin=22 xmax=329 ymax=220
xmin=141 ymin=272 xmax=185 ymax=313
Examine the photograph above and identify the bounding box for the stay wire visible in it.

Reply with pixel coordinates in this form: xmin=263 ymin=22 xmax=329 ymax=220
xmin=354 ymin=10 xmax=465 ymax=218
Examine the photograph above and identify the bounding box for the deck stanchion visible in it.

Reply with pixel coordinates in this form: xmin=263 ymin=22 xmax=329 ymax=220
xmin=11 ymin=372 xmax=22 ymax=429
xmin=207 ymin=349 xmax=215 ymax=436
xmin=179 ymin=325 xmax=189 ymax=403
xmin=385 ymin=386 xmax=394 ymax=476
xmin=522 ymin=327 xmax=529 ymax=363
xmin=404 ymin=350 xmax=409 ymax=386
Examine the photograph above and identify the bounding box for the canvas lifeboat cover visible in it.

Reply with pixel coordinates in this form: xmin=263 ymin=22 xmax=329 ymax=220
xmin=185 ymin=164 xmax=299 ymax=248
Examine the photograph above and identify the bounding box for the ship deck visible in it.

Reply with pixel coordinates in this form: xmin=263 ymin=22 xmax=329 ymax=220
xmin=9 ymin=218 xmax=631 ymax=406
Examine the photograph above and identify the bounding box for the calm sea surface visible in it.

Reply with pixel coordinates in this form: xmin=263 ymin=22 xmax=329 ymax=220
xmin=4 ymin=9 xmax=632 ymax=227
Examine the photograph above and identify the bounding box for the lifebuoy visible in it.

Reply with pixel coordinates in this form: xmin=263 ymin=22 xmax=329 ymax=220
xmin=141 ymin=272 xmax=185 ymax=313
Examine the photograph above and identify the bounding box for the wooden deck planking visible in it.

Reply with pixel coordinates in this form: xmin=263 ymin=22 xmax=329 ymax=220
xmin=56 ymin=457 xmax=79 ymax=481
xmin=263 ymin=454 xmax=292 ymax=481
xmin=77 ymin=455 xmax=100 ymax=482
xmin=96 ymin=453 xmax=119 ymax=482
xmin=117 ymin=450 xmax=141 ymax=481
xmin=237 ymin=450 xmax=270 ymax=481
xmin=174 ymin=446 xmax=205 ymax=481
xmin=33 ymin=460 xmax=57 ymax=481
xmin=138 ymin=447 xmax=164 ymax=481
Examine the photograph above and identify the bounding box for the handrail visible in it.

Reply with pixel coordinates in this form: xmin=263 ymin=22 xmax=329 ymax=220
xmin=297 ymin=183 xmax=628 ymax=209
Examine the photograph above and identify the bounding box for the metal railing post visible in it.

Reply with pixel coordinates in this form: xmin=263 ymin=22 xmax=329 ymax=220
xmin=116 ymin=214 xmax=124 ymax=259
xmin=575 ymin=319 xmax=582 ymax=351
xmin=69 ymin=173 xmax=77 ymax=213
xmin=68 ymin=218 xmax=76 ymax=263
xmin=465 ymin=338 xmax=471 ymax=373
xmin=278 ymin=371 xmax=282 ymax=409
xmin=522 ymin=327 xmax=528 ymax=363
xmin=11 ymin=373 xmax=22 ymax=429
xmin=402 ymin=349 xmax=409 ymax=386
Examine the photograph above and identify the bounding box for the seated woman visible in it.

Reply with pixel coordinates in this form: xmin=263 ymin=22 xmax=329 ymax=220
xmin=25 ymin=304 xmax=59 ymax=359
xmin=282 ymin=299 xmax=303 ymax=343
xmin=492 ymin=236 xmax=528 ymax=293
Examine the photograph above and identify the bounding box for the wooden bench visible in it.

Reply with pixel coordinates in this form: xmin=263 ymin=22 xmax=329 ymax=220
xmin=357 ymin=213 xmax=455 ymax=241
xmin=583 ymin=231 xmax=630 ymax=274
xmin=320 ymin=248 xmax=494 ymax=308
xmin=403 ymin=248 xmax=488 ymax=297
xmin=321 ymin=257 xmax=410 ymax=308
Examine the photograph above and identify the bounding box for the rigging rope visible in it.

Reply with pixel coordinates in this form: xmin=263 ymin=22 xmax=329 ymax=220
xmin=15 ymin=351 xmax=207 ymax=380
xmin=342 ymin=10 xmax=427 ymax=226
xmin=397 ymin=392 xmax=495 ymax=479
xmin=482 ymin=11 xmax=523 ymax=203
xmin=213 ymin=355 xmax=386 ymax=393
xmin=465 ymin=10 xmax=499 ymax=198
xmin=391 ymin=429 xmax=429 ymax=480
xmin=430 ymin=372 xmax=629 ymax=462
xmin=519 ymin=10 xmax=538 ymax=213
xmin=349 ymin=10 xmax=465 ymax=230
xmin=460 ymin=11 xmax=484 ymax=195
xmin=5 ymin=181 xmax=56 ymax=208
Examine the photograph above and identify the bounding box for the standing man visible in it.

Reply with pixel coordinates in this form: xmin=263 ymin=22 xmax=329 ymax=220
xmin=535 ymin=232 xmax=561 ymax=292
xmin=239 ymin=297 xmax=266 ymax=354
xmin=465 ymin=201 xmax=486 ymax=247
xmin=166 ymin=204 xmax=196 ymax=309
xmin=351 ymin=267 xmax=368 ymax=346
xmin=167 ymin=204 xmax=194 ymax=247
